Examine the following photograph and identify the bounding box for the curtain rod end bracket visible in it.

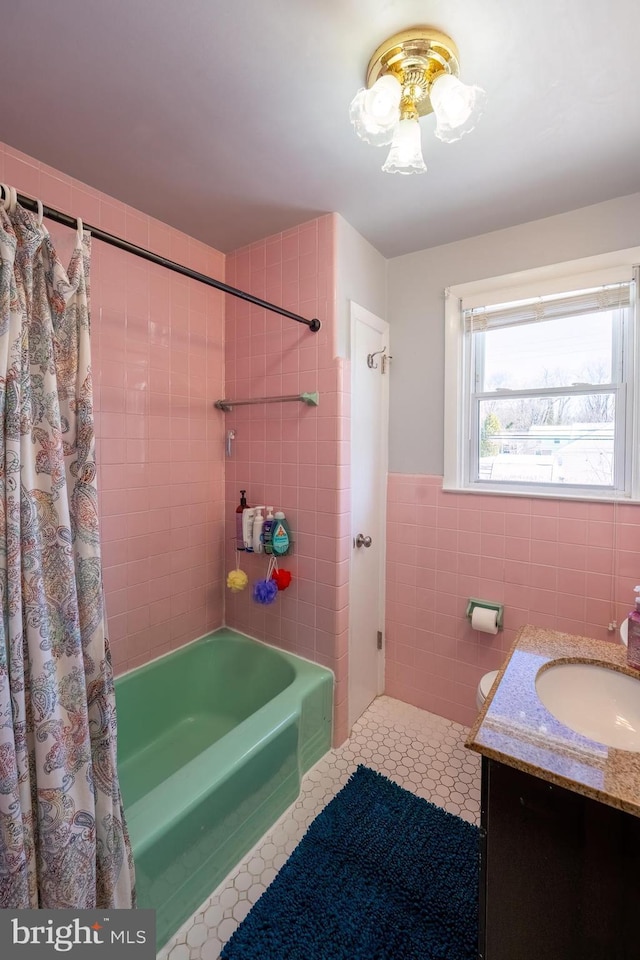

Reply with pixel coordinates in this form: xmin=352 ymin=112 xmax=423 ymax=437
xmin=309 ymin=318 xmax=321 ymax=332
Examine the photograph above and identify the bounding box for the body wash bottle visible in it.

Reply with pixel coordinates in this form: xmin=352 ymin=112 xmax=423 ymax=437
xmin=271 ymin=510 xmax=291 ymax=556
xmin=252 ymin=507 xmax=265 ymax=554
xmin=242 ymin=507 xmax=256 ymax=552
xmin=627 ymin=586 xmax=640 ymax=670
xmin=235 ymin=490 xmax=248 ymax=550
xmin=262 ymin=506 xmax=275 ymax=554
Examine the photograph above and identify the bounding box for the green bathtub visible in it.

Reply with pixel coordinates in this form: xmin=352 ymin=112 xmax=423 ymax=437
xmin=115 ymin=628 xmax=333 ymax=948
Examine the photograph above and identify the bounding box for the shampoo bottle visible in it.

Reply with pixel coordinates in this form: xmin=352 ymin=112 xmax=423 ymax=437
xmin=252 ymin=507 xmax=265 ymax=554
xmin=271 ymin=510 xmax=291 ymax=556
xmin=242 ymin=507 xmax=256 ymax=552
xmin=262 ymin=506 xmax=275 ymax=554
xmin=627 ymin=585 xmax=640 ymax=670
xmin=235 ymin=490 xmax=249 ymax=550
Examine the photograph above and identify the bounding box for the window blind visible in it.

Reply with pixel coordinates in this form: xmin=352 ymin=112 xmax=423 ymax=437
xmin=464 ymin=281 xmax=633 ymax=333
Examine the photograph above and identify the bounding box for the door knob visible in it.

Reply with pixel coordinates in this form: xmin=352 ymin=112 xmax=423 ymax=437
xmin=355 ymin=533 xmax=372 ymax=548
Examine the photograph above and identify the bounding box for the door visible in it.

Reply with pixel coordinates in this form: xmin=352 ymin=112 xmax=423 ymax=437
xmin=349 ymin=303 xmax=389 ymax=730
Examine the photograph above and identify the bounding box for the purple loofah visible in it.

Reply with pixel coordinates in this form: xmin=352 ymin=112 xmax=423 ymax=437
xmin=252 ymin=578 xmax=279 ymax=604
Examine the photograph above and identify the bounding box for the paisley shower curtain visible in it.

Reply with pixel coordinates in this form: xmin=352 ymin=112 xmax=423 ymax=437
xmin=0 ymin=203 xmax=135 ymax=908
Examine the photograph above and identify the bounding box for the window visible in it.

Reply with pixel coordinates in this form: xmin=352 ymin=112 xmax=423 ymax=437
xmin=444 ymin=251 xmax=640 ymax=500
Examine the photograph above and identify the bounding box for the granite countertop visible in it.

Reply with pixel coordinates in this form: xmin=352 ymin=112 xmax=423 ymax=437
xmin=465 ymin=624 xmax=640 ymax=818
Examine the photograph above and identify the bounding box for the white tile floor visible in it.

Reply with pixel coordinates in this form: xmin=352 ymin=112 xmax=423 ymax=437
xmin=157 ymin=695 xmax=482 ymax=960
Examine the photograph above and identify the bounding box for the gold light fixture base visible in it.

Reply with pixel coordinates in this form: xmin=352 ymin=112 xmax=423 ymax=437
xmin=366 ymin=27 xmax=460 ymax=118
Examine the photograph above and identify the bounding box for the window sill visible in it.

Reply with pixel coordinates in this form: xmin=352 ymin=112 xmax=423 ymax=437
xmin=441 ymin=481 xmax=639 ymax=505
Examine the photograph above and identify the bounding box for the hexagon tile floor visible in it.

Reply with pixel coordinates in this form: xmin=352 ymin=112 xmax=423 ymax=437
xmin=157 ymin=695 xmax=481 ymax=960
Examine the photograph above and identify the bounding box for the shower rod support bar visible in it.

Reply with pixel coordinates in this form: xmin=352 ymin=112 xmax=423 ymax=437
xmin=11 ymin=191 xmax=321 ymax=333
xmin=214 ymin=391 xmax=319 ymax=412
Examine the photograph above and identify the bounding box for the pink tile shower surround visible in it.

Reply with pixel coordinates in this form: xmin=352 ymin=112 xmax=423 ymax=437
xmin=386 ymin=474 xmax=640 ymax=727
xmin=0 ymin=140 xmax=227 ymax=674
xmin=1 ymin=140 xmax=350 ymax=744
xmin=224 ymin=215 xmax=351 ymax=745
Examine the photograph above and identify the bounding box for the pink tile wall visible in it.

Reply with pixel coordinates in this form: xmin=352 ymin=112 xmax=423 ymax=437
xmin=386 ymin=473 xmax=640 ymax=727
xmin=224 ymin=216 xmax=351 ymax=744
xmin=0 ymin=140 xmax=226 ymax=674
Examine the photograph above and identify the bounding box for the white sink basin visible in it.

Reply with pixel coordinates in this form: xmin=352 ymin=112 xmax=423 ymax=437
xmin=535 ymin=661 xmax=640 ymax=751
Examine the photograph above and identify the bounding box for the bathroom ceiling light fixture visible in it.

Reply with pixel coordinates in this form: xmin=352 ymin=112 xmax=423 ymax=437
xmin=350 ymin=27 xmax=486 ymax=175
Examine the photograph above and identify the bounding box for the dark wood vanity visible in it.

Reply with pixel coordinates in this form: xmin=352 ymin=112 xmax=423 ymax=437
xmin=479 ymin=756 xmax=640 ymax=959
xmin=466 ymin=626 xmax=640 ymax=960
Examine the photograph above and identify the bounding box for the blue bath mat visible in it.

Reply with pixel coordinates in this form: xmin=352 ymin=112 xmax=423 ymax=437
xmin=220 ymin=764 xmax=479 ymax=960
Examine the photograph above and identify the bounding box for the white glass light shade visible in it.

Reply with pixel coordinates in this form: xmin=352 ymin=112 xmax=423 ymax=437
xmin=429 ymin=73 xmax=487 ymax=143
xmin=364 ymin=75 xmax=402 ymax=125
xmin=381 ymin=119 xmax=427 ymax=175
xmin=349 ymin=74 xmax=402 ymax=146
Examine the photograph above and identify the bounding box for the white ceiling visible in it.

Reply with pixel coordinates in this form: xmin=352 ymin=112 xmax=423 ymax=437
xmin=1 ymin=0 xmax=639 ymax=258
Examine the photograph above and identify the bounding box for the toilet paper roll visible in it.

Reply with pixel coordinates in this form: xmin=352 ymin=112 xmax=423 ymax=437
xmin=471 ymin=606 xmax=499 ymax=635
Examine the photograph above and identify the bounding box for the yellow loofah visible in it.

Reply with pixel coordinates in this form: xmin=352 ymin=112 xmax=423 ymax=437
xmin=227 ymin=569 xmax=249 ymax=592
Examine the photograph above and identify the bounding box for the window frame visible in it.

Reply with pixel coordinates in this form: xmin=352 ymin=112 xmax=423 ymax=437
xmin=443 ymin=248 xmax=640 ymax=502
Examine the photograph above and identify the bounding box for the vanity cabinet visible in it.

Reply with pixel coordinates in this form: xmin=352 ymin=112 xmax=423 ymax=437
xmin=479 ymin=757 xmax=640 ymax=960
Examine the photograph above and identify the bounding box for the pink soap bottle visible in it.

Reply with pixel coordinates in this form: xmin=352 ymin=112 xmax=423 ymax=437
xmin=627 ymin=586 xmax=640 ymax=670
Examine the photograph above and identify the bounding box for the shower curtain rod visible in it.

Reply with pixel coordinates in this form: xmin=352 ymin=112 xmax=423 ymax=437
xmin=9 ymin=191 xmax=322 ymax=333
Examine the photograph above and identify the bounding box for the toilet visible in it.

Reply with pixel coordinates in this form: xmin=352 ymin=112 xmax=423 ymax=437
xmin=476 ymin=670 xmax=499 ymax=710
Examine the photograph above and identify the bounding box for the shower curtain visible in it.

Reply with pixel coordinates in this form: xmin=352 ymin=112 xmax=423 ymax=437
xmin=0 ymin=204 xmax=135 ymax=908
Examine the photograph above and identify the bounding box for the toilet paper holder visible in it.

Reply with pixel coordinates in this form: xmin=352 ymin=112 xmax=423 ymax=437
xmin=466 ymin=598 xmax=504 ymax=630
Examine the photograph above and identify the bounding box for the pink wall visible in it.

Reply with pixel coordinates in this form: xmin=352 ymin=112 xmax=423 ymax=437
xmin=224 ymin=216 xmax=351 ymax=744
xmin=0 ymin=140 xmax=227 ymax=674
xmin=386 ymin=473 xmax=640 ymax=726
